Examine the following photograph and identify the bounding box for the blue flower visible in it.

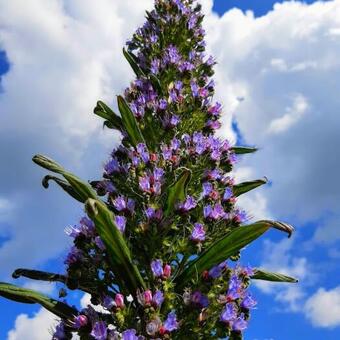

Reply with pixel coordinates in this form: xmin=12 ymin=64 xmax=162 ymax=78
xmin=164 ymin=311 xmax=179 ymax=332
xmin=114 ymin=215 xmax=127 ymax=233
xmin=151 ymin=259 xmax=163 ymax=277
xmin=122 ymin=329 xmax=139 ymax=340
xmin=220 ymin=303 xmax=237 ymax=323
xmin=91 ymin=321 xmax=107 ymax=340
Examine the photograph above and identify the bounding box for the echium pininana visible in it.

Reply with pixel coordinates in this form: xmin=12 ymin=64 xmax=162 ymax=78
xmin=0 ymin=0 xmax=297 ymax=339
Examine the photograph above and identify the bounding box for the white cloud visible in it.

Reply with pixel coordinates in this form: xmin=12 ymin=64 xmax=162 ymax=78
xmin=7 ymin=308 xmax=58 ymax=340
xmin=254 ymin=238 xmax=310 ymax=312
xmin=23 ymin=281 xmax=56 ymax=295
xmin=304 ymin=286 xmax=340 ymax=328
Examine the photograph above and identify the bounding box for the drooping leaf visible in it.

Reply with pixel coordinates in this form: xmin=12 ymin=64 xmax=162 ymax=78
xmin=174 ymin=220 xmax=294 ymax=290
xmin=251 ymin=269 xmax=298 ymax=283
xmin=85 ymin=199 xmax=146 ymax=295
xmin=94 ymin=101 xmax=123 ymax=131
xmin=233 ymin=177 xmax=268 ymax=197
xmin=164 ymin=168 xmax=192 ymax=217
xmin=42 ymin=175 xmax=84 ymax=203
xmin=117 ymin=95 xmax=146 ymax=147
xmin=33 ymin=155 xmax=97 ymax=202
xmin=0 ymin=282 xmax=77 ymax=319
xmin=123 ymin=48 xmax=145 ymax=77
xmin=12 ymin=268 xmax=66 ymax=282
xmin=231 ymin=146 xmax=258 ymax=154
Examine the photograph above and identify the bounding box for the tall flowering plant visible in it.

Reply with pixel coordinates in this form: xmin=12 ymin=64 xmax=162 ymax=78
xmin=0 ymin=0 xmax=298 ymax=339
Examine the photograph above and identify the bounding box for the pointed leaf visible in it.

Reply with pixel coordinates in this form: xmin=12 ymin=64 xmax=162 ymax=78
xmin=117 ymin=95 xmax=146 ymax=147
xmin=12 ymin=269 xmax=66 ymax=283
xmin=175 ymin=220 xmax=294 ymax=290
xmin=251 ymin=269 xmax=298 ymax=283
xmin=85 ymin=199 xmax=146 ymax=295
xmin=42 ymin=175 xmax=84 ymax=203
xmin=94 ymin=101 xmax=123 ymax=131
xmin=233 ymin=177 xmax=268 ymax=197
xmin=0 ymin=282 xmax=77 ymax=319
xmin=123 ymin=48 xmax=145 ymax=77
xmin=164 ymin=168 xmax=192 ymax=217
xmin=231 ymin=146 xmax=258 ymax=154
xmin=33 ymin=155 xmax=97 ymax=202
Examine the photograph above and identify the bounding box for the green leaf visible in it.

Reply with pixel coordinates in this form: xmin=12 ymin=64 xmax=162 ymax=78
xmin=85 ymin=199 xmax=146 ymax=295
xmin=117 ymin=95 xmax=146 ymax=147
xmin=0 ymin=282 xmax=77 ymax=319
xmin=231 ymin=146 xmax=258 ymax=154
xmin=33 ymin=155 xmax=97 ymax=202
xmin=164 ymin=168 xmax=192 ymax=217
xmin=174 ymin=220 xmax=294 ymax=290
xmin=42 ymin=175 xmax=84 ymax=203
xmin=233 ymin=177 xmax=268 ymax=197
xmin=149 ymin=74 xmax=163 ymax=95
xmin=12 ymin=268 xmax=66 ymax=283
xmin=251 ymin=269 xmax=298 ymax=283
xmin=122 ymin=48 xmax=145 ymax=77
xmin=94 ymin=101 xmax=123 ymax=131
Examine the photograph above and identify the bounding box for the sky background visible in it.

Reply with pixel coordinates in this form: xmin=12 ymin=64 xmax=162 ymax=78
xmin=0 ymin=0 xmax=339 ymax=339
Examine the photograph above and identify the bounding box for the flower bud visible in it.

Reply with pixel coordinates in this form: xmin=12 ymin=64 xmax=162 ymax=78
xmin=163 ymin=264 xmax=171 ymax=279
xmin=143 ymin=290 xmax=153 ymax=305
xmin=115 ymin=294 xmax=125 ymax=309
xmin=74 ymin=315 xmax=88 ymax=329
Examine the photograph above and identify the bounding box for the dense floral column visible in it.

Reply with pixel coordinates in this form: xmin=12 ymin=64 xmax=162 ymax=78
xmin=0 ymin=1 xmax=297 ymax=339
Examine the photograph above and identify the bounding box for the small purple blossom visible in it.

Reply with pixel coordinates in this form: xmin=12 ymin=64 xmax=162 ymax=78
xmin=241 ymin=293 xmax=257 ymax=309
xmin=178 ymin=196 xmax=197 ymax=212
xmin=95 ymin=236 xmax=105 ymax=251
xmin=113 ymin=196 xmax=126 ymax=211
xmin=223 ymin=187 xmax=233 ymax=201
xmin=74 ymin=315 xmax=88 ymax=329
xmin=122 ymin=329 xmax=139 ymax=340
xmin=91 ymin=321 xmax=107 ymax=340
xmin=164 ymin=311 xmax=179 ymax=332
xmin=159 ymin=98 xmax=168 ymax=110
xmin=153 ymin=290 xmax=164 ymax=307
xmin=191 ymin=223 xmax=206 ymax=242
xmin=115 ymin=215 xmax=127 ymax=233
xmin=220 ymin=303 xmax=237 ymax=323
xmin=202 ymin=182 xmax=213 ymax=197
xmin=139 ymin=176 xmax=151 ymax=192
xmin=102 ymin=295 xmax=115 ymax=309
xmin=191 ymin=81 xmax=199 ymax=97
xmin=232 ymin=314 xmax=248 ymax=332
xmin=170 ymin=114 xmax=180 ymax=127
xmin=64 ymin=246 xmax=82 ymax=265
xmin=151 ymin=259 xmax=163 ymax=277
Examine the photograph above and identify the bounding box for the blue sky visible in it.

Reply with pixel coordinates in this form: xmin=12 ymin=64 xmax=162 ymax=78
xmin=0 ymin=0 xmax=340 ymax=339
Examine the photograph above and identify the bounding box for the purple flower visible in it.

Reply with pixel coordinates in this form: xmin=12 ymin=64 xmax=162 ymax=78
xmin=205 ymin=168 xmax=221 ymax=180
xmin=234 ymin=209 xmax=247 ymax=223
xmin=127 ymin=198 xmax=135 ymax=213
xmin=227 ymin=274 xmax=243 ymax=300
xmin=151 ymin=59 xmax=160 ymax=74
xmin=178 ymin=196 xmax=197 ymax=212
xmin=137 ymin=143 xmax=150 ymax=163
xmin=241 ymin=293 xmax=257 ymax=309
xmin=232 ymin=314 xmax=248 ymax=332
xmin=167 ymin=45 xmax=181 ymax=64
xmin=161 ymin=145 xmax=172 ymax=160
xmin=103 ymin=295 xmax=115 ymax=309
xmin=91 ymin=321 xmax=107 ymax=340
xmin=211 ymin=203 xmax=227 ymax=220
xmin=188 ymin=14 xmax=197 ymax=29
xmin=203 ymin=205 xmax=213 ymax=219
xmin=191 ymin=291 xmax=209 ymax=308
xmin=209 ymin=265 xmax=222 ymax=279
xmin=170 ymin=114 xmax=180 ymax=127
xmin=154 ymin=168 xmax=165 ymax=181
xmin=191 ymin=223 xmax=206 ymax=242
xmin=113 ymin=196 xmax=127 ymax=211
xmin=115 ymin=215 xmax=127 ymax=233
xmin=52 ymin=322 xmax=65 ymax=339
xmin=122 ymin=329 xmax=139 ymax=340
xmin=74 ymin=315 xmax=88 ymax=329
xmin=139 ymin=176 xmax=151 ymax=192
xmin=164 ymin=311 xmax=179 ymax=332
xmin=153 ymin=290 xmax=164 ymax=307
xmin=151 ymin=259 xmax=163 ymax=277
xmin=171 ymin=137 xmax=181 ymax=151
xmin=105 ymin=158 xmax=120 ymax=174
xmin=159 ymin=98 xmax=168 ymax=110
xmin=220 ymin=303 xmax=237 ymax=323
xmin=206 ymin=120 xmax=221 ymax=130
xmin=208 ymin=102 xmax=222 ymax=116
xmin=64 ymin=246 xmax=82 ymax=265
xmin=146 ymin=319 xmax=161 ymax=336
xmin=95 ymin=236 xmax=105 ymax=251
xmin=174 ymin=80 xmax=183 ymax=91
xmin=182 ymin=134 xmax=191 ymax=145
xmin=145 ymin=207 xmax=155 ymax=219
xmin=169 ymin=89 xmax=178 ymax=103
xmin=191 ymin=81 xmax=199 ymax=97
xmin=202 ymin=182 xmax=213 ymax=197
xmin=223 ymin=187 xmax=233 ymax=201
xmin=240 ymin=265 xmax=255 ymax=277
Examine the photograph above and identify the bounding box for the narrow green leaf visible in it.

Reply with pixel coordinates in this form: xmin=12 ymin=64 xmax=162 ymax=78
xmin=122 ymin=48 xmax=145 ymax=77
xmin=33 ymin=155 xmax=97 ymax=202
xmin=94 ymin=101 xmax=123 ymax=131
xmin=233 ymin=177 xmax=268 ymax=197
xmin=117 ymin=95 xmax=146 ymax=147
xmin=164 ymin=168 xmax=192 ymax=217
xmin=85 ymin=199 xmax=146 ymax=295
xmin=12 ymin=269 xmax=66 ymax=283
xmin=251 ymin=269 xmax=298 ymax=283
xmin=42 ymin=175 xmax=84 ymax=203
xmin=175 ymin=220 xmax=294 ymax=290
xmin=0 ymin=282 xmax=77 ymax=319
xmin=231 ymin=146 xmax=258 ymax=154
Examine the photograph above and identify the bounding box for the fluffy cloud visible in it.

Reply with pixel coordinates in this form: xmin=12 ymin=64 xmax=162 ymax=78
xmin=7 ymin=308 xmax=58 ymax=340
xmin=0 ymin=0 xmax=153 ymax=278
xmin=304 ymin=286 xmax=340 ymax=328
